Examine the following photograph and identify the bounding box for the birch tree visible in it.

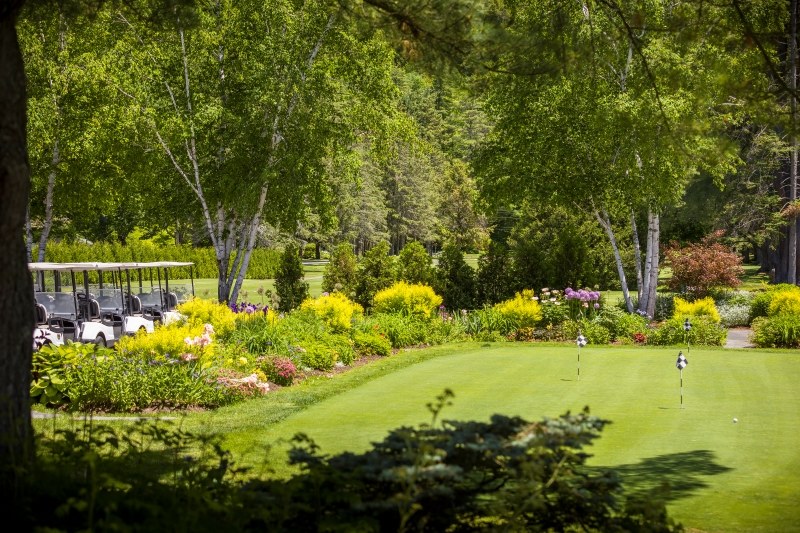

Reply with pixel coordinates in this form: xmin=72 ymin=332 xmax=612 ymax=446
xmin=111 ymin=0 xmax=397 ymax=303
xmin=475 ymin=0 xmax=757 ymax=315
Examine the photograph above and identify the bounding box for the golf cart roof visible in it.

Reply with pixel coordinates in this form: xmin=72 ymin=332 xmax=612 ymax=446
xmin=29 ymin=261 xmax=194 ymax=272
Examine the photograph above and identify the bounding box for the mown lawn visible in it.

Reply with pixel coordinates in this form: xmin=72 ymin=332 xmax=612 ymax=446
xmin=181 ymin=342 xmax=800 ymax=533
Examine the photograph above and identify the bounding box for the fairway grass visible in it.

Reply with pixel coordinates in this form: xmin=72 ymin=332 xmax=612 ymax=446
xmin=188 ymin=343 xmax=800 ymax=533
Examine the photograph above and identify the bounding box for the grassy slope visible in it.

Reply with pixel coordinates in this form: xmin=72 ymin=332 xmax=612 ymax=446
xmin=183 ymin=343 xmax=800 ymax=533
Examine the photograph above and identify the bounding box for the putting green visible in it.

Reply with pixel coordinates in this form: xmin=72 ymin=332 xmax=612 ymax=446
xmin=233 ymin=343 xmax=800 ymax=532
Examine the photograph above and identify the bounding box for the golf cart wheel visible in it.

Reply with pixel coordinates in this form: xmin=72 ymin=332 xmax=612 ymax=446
xmin=93 ymin=334 xmax=106 ymax=347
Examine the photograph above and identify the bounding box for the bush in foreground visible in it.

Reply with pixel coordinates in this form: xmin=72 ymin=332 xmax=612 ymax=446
xmin=21 ymin=394 xmax=680 ymax=532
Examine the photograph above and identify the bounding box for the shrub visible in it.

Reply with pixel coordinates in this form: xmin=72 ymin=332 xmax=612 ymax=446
xmin=177 ymin=298 xmax=237 ymax=337
xmin=493 ymin=289 xmax=543 ymax=331
xmin=297 ymin=342 xmax=337 ymax=371
xmin=593 ymin=306 xmax=649 ymax=342
xmin=673 ymin=296 xmax=721 ymax=323
xmin=322 ymin=243 xmax=358 ymax=297
xmin=435 ymin=244 xmax=476 ymax=310
xmin=300 ymin=292 xmax=363 ymax=332
xmin=61 ymin=356 xmax=243 ymax=411
xmin=258 ymin=356 xmax=298 ymax=386
xmin=31 ymin=342 xmax=108 ymax=407
xmin=629 ymin=293 xmax=675 ymax=321
xmin=456 ymin=307 xmax=516 ymax=337
xmin=116 ymin=322 xmax=211 ymax=362
xmin=366 ymin=313 xmax=430 ymax=348
xmin=768 ymin=290 xmax=800 ymax=316
xmin=397 ymin=241 xmax=437 ymax=286
xmin=352 ymin=330 xmax=392 ymax=357
xmin=665 ymin=240 xmax=743 ymax=297
xmin=475 ymin=242 xmax=519 ymax=306
xmin=274 ymin=244 xmax=310 ymax=312
xmin=560 ymin=319 xmax=611 ymax=345
xmin=718 ymin=303 xmax=752 ymax=327
xmin=373 ymin=281 xmax=443 ymax=317
xmin=647 ymin=316 xmax=727 ymax=346
xmin=354 ymin=241 xmax=397 ymax=309
xmin=751 ymin=315 xmax=800 ymax=348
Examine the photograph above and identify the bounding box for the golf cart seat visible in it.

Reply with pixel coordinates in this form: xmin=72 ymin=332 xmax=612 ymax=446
xmin=34 ymin=303 xmax=48 ymax=325
xmin=48 ymin=317 xmax=77 ymax=341
xmin=77 ymin=293 xmax=101 ymax=320
xmin=165 ymin=292 xmax=179 ymax=310
xmin=126 ymin=293 xmax=142 ymax=314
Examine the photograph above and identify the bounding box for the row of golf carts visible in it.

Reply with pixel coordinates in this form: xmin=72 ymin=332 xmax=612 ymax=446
xmin=32 ymin=261 xmax=195 ymax=349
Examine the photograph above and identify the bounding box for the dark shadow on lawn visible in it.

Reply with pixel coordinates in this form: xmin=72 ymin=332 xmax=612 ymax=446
xmin=596 ymin=450 xmax=732 ymax=502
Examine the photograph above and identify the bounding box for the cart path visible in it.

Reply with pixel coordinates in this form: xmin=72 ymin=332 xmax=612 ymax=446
xmin=725 ymin=327 xmax=754 ymax=349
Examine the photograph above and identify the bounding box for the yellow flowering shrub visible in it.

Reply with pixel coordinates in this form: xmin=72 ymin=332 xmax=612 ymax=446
xmin=768 ymin=290 xmax=800 ymax=317
xmin=176 ymin=298 xmax=236 ymax=337
xmin=372 ymin=282 xmax=443 ymax=318
xmin=116 ymin=323 xmax=210 ymax=363
xmin=300 ymin=292 xmax=363 ymax=332
xmin=673 ymin=297 xmax=721 ymax=323
xmin=494 ymin=289 xmax=543 ymax=328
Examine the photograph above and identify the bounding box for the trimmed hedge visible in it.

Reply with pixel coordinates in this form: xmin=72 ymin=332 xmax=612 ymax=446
xmin=43 ymin=241 xmax=281 ymax=279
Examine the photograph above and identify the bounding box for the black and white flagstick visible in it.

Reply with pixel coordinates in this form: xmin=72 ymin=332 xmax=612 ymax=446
xmin=683 ymin=318 xmax=692 ymax=357
xmin=576 ymin=333 xmax=587 ymax=381
xmin=676 ymin=351 xmax=688 ymax=408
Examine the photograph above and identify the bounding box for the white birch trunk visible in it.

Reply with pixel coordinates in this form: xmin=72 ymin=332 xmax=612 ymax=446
xmin=595 ymin=208 xmax=634 ymax=313
xmin=36 ymin=140 xmax=58 ymax=262
xmin=630 ymin=210 xmax=643 ymax=302
xmin=639 ymin=209 xmax=660 ymax=318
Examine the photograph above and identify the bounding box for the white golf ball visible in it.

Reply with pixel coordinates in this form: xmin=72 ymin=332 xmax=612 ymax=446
xmin=733 ymin=417 xmax=738 ymax=423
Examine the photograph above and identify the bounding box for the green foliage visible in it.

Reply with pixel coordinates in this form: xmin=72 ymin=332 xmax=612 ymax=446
xmin=44 ymin=241 xmax=280 ymax=279
xmin=475 ymin=242 xmax=518 ymax=305
xmin=509 ymin=204 xmax=620 ymax=291
xmin=116 ymin=323 xmax=210 ymax=361
xmin=767 ymin=290 xmax=800 ymax=316
xmin=20 ymin=400 xmax=678 ymax=532
xmin=31 ymin=342 xmax=110 ymax=407
xmin=673 ymin=297 xmax=721 ymax=323
xmin=666 ymin=241 xmax=744 ymax=298
xmin=300 ymin=292 xmax=363 ymax=332
xmin=177 ymin=299 xmax=237 ymax=338
xmin=630 ymin=293 xmax=676 ymax=321
xmin=751 ymin=315 xmax=800 ymax=348
xmin=274 ymin=244 xmax=309 ymax=313
xmin=748 ymin=285 xmax=800 ymax=320
xmin=593 ymin=307 xmax=649 ymax=342
xmin=648 ymin=316 xmax=727 ymax=346
xmin=397 ymin=241 xmax=436 ymax=285
xmin=248 ymin=402 xmax=679 ymax=532
xmin=455 ymin=307 xmax=516 ymax=338
xmin=62 ymin=357 xmax=240 ymax=411
xmin=493 ymin=289 xmax=543 ymax=331
xmin=354 ymin=241 xmax=397 ymax=309
xmin=372 ymin=281 xmax=443 ymax=317
xmin=435 ymin=244 xmax=476 ymax=310
xmin=352 ymin=330 xmax=392 ymax=357
xmin=321 ymin=243 xmax=358 ymax=297
xmin=560 ymin=319 xmax=612 ymax=345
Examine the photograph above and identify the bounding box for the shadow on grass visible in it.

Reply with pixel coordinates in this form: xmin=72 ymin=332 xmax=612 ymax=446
xmin=601 ymin=449 xmax=732 ymax=501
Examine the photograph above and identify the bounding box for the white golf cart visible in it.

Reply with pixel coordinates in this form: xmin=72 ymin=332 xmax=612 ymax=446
xmin=31 ymin=261 xmax=195 ymax=347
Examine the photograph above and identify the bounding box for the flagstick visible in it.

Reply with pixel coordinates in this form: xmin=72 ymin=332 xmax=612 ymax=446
xmin=680 ymin=368 xmax=684 ymax=409
xmin=577 ymin=346 xmax=581 ymax=381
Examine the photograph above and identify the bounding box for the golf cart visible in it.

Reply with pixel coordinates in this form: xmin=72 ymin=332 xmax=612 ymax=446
xmin=30 ymin=261 xmax=195 ymax=347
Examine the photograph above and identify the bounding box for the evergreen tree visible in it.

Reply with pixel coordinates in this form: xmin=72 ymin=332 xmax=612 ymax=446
xmin=435 ymin=244 xmax=476 ymax=310
xmin=476 ymin=242 xmax=518 ymax=305
xmin=322 ymin=242 xmax=358 ymax=298
xmin=397 ymin=240 xmax=436 ymax=286
xmin=274 ymin=244 xmax=309 ymax=313
xmin=354 ymin=241 xmax=396 ymax=309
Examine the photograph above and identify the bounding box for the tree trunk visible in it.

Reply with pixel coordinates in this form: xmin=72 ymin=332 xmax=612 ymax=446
xmin=789 ymin=0 xmax=798 ymax=285
xmin=36 ymin=140 xmax=58 ymax=262
xmin=639 ymin=209 xmax=660 ymax=318
xmin=0 ymin=1 xmax=34 ymax=497
xmin=594 ymin=208 xmax=634 ymax=313
xmin=630 ymin=210 xmax=643 ymax=301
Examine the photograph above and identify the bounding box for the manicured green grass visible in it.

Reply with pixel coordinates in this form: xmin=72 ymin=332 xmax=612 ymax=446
xmin=182 ymin=342 xmax=800 ymax=532
xmin=172 ymin=262 xmax=328 ymax=301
